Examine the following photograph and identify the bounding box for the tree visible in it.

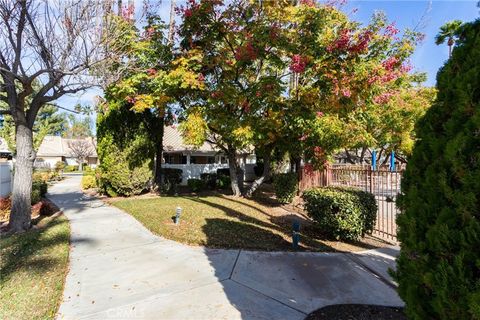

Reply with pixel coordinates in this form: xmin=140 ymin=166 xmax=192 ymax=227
xmin=435 ymin=20 xmax=462 ymax=57
xmin=1 ymin=104 xmax=68 ymax=153
xmin=62 ymin=113 xmax=93 ymax=138
xmin=395 ymin=20 xmax=480 ymax=319
xmin=176 ymin=0 xmax=294 ymax=196
xmin=0 ymin=0 xmax=119 ymax=232
xmin=67 ymin=139 xmax=94 ymax=171
xmin=102 ymin=11 xmax=201 ymax=188
xmin=176 ymin=1 xmax=422 ymax=196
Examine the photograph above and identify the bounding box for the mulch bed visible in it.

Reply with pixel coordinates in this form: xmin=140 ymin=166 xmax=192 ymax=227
xmin=305 ymin=304 xmax=406 ymax=320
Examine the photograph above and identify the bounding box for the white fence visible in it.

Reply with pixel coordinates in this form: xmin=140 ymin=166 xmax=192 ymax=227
xmin=0 ymin=162 xmax=13 ymax=197
xmin=163 ymin=163 xmax=256 ymax=185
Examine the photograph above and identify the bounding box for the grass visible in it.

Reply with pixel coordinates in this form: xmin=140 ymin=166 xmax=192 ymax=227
xmin=0 ymin=215 xmax=70 ymax=320
xmin=111 ymin=194 xmax=386 ymax=252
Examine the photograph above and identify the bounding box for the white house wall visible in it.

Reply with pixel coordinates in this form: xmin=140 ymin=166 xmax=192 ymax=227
xmin=163 ymin=163 xmax=257 ymax=185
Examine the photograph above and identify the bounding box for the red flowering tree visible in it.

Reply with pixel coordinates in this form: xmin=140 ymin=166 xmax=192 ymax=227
xmin=279 ymin=4 xmax=425 ymax=167
xmin=176 ymin=0 xmax=426 ymax=195
xmin=177 ymin=0 xmax=291 ymax=196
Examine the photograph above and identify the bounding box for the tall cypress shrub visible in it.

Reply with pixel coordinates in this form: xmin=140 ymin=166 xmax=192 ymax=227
xmin=395 ymin=20 xmax=480 ymax=319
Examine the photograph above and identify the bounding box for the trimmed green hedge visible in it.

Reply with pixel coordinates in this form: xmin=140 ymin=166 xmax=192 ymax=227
xmin=161 ymin=168 xmax=183 ymax=194
xmin=302 ymin=186 xmax=377 ymax=241
xmin=187 ymin=179 xmax=205 ymax=192
xmin=200 ymin=173 xmax=217 ymax=189
xmin=273 ymin=173 xmax=298 ymax=204
xmin=216 ymin=175 xmax=231 ymax=189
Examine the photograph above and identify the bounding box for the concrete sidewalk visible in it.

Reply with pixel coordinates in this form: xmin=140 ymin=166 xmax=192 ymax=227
xmin=50 ymin=176 xmax=403 ymax=320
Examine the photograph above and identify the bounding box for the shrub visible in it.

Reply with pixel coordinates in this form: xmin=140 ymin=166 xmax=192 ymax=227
xmin=273 ymin=173 xmax=298 ymax=204
xmin=161 ymin=168 xmax=183 ymax=194
xmin=216 ymin=175 xmax=231 ymax=189
xmin=253 ymin=162 xmax=264 ymax=177
xmin=99 ymin=161 xmax=151 ymax=197
xmin=83 ymin=166 xmax=95 ymax=176
xmin=187 ymin=179 xmax=205 ymax=192
xmin=200 ymin=173 xmax=217 ymax=189
xmin=302 ymin=187 xmax=377 ymax=241
xmin=31 ymin=188 xmax=42 ymax=205
xmin=0 ymin=197 xmax=11 ymax=221
xmin=64 ymin=165 xmax=78 ymax=172
xmin=216 ymin=168 xmax=230 ymax=177
xmin=54 ymin=161 xmax=65 ymax=172
xmin=81 ymin=175 xmax=97 ymax=190
xmin=32 ymin=180 xmax=48 ymax=197
xmin=395 ymin=21 xmax=480 ymax=320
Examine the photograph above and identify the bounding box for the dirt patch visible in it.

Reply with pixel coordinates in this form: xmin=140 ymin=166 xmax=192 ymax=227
xmin=305 ymin=304 xmax=406 ymax=320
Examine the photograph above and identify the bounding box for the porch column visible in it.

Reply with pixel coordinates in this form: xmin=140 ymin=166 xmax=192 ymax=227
xmin=186 ymin=154 xmax=191 ymax=165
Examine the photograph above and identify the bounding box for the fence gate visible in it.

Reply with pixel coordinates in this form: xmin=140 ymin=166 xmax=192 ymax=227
xmin=299 ymin=165 xmax=402 ymax=243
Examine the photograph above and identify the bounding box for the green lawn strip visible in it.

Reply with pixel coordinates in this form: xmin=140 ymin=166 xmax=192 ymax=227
xmin=111 ymin=195 xmax=380 ymax=252
xmin=0 ymin=215 xmax=70 ymax=320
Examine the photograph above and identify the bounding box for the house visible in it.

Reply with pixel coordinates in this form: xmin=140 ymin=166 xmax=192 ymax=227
xmin=0 ymin=138 xmax=12 ymax=161
xmin=35 ymin=136 xmax=98 ymax=169
xmin=162 ymin=126 xmax=257 ymax=185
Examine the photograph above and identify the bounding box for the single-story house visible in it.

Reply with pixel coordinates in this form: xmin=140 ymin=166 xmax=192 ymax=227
xmin=35 ymin=136 xmax=98 ymax=169
xmin=0 ymin=138 xmax=12 ymax=161
xmin=162 ymin=126 xmax=257 ymax=185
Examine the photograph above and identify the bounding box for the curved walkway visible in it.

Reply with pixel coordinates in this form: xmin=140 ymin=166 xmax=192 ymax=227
xmin=51 ymin=176 xmax=403 ymax=320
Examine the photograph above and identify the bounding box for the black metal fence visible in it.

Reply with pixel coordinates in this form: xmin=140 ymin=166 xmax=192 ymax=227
xmin=299 ymin=165 xmax=403 ymax=242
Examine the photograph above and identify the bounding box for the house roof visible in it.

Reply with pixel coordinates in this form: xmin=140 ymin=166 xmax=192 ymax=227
xmin=163 ymin=126 xmax=218 ymax=153
xmin=37 ymin=136 xmax=97 ymax=158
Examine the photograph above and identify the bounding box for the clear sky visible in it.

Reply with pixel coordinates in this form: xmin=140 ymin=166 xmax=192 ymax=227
xmin=56 ymin=0 xmax=480 ymax=110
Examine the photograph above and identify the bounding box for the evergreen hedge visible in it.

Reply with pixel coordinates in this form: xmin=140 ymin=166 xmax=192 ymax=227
xmin=273 ymin=173 xmax=298 ymax=204
xmin=395 ymin=20 xmax=480 ymax=320
xmin=302 ymin=186 xmax=377 ymax=241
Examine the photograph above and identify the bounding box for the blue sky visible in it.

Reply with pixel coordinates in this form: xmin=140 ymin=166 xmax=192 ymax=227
xmin=57 ymin=0 xmax=479 ymax=110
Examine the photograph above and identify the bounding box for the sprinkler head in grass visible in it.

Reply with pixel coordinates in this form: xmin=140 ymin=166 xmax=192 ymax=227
xmin=175 ymin=206 xmax=182 ymax=225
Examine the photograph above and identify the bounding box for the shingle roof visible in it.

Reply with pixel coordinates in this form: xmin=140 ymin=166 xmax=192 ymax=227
xmin=37 ymin=136 xmax=97 ymax=157
xmin=163 ymin=126 xmax=218 ymax=153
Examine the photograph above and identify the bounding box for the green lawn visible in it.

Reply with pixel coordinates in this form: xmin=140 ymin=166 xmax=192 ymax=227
xmin=0 ymin=215 xmax=70 ymax=320
xmin=112 ymin=195 xmax=384 ymax=252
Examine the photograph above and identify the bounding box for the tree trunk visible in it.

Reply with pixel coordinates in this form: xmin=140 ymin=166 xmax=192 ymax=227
xmin=8 ymin=124 xmax=35 ymax=232
xmin=244 ymin=148 xmax=272 ymax=198
xmin=167 ymin=0 xmax=176 ymax=45
xmin=153 ymin=117 xmax=164 ymax=187
xmin=227 ymin=147 xmax=242 ymax=197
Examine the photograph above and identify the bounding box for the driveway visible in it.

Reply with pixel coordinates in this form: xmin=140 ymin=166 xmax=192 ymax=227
xmin=50 ymin=176 xmax=403 ymax=320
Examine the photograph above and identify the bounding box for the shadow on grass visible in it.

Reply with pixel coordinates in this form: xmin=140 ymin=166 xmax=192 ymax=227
xmin=201 ymin=218 xmax=292 ymax=250
xmin=0 ymin=217 xmax=75 ymax=283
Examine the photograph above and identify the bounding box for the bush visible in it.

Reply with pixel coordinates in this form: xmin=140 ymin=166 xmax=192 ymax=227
xmin=81 ymin=175 xmax=97 ymax=189
xmin=273 ymin=173 xmax=298 ymax=204
xmin=54 ymin=161 xmax=65 ymax=172
xmin=302 ymin=187 xmax=377 ymax=241
xmin=83 ymin=166 xmax=95 ymax=176
xmin=253 ymin=162 xmax=264 ymax=177
xmin=216 ymin=175 xmax=231 ymax=189
xmin=99 ymin=161 xmax=151 ymax=197
xmin=64 ymin=165 xmax=78 ymax=172
xmin=394 ymin=21 xmax=480 ymax=320
xmin=32 ymin=180 xmax=48 ymax=197
xmin=161 ymin=168 xmax=183 ymax=194
xmin=0 ymin=197 xmax=11 ymax=221
xmin=200 ymin=173 xmax=217 ymax=189
xmin=216 ymin=168 xmax=230 ymax=177
xmin=187 ymin=179 xmax=205 ymax=192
